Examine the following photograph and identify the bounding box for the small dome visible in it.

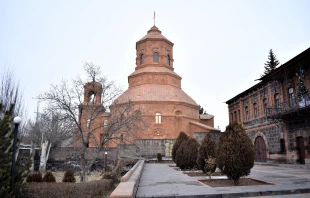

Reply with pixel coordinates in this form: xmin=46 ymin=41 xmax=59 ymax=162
xmin=137 ymin=26 xmax=173 ymax=45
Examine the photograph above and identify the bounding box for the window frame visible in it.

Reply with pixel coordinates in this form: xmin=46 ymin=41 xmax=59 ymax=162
xmin=155 ymin=112 xmax=161 ymax=124
xmin=140 ymin=54 xmax=144 ymax=65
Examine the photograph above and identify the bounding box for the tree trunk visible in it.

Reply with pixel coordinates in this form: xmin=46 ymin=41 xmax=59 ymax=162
xmin=80 ymin=146 xmax=88 ymax=182
xmin=30 ymin=141 xmax=35 ymax=172
xmin=39 ymin=140 xmax=51 ymax=171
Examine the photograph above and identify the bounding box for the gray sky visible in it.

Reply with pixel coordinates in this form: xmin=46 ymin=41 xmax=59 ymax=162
xmin=1 ymin=0 xmax=310 ymax=131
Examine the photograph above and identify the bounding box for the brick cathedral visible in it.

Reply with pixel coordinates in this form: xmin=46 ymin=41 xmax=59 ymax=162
xmin=76 ymin=25 xmax=220 ymax=156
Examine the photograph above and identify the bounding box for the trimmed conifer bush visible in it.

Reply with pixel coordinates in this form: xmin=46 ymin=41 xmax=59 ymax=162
xmin=216 ymin=122 xmax=255 ymax=185
xmin=196 ymin=133 xmax=216 ymax=173
xmin=26 ymin=172 xmax=43 ymax=182
xmin=62 ymin=169 xmax=76 ymax=183
xmin=42 ymin=171 xmax=56 ymax=182
xmin=175 ymin=138 xmax=200 ymax=170
xmin=172 ymin=132 xmax=189 ymax=165
xmin=156 ymin=153 xmax=162 ymax=162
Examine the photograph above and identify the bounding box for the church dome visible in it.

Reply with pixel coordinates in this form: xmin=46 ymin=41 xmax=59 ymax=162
xmin=137 ymin=26 xmax=173 ymax=46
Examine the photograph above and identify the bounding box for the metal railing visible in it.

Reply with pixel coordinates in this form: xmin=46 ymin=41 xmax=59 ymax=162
xmin=266 ymin=93 xmax=310 ymax=118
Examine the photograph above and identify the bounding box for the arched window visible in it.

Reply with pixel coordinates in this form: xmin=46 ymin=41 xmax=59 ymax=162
xmin=153 ymin=52 xmax=159 ymax=62
xmin=155 ymin=112 xmax=161 ymax=124
xmin=166 ymin=55 xmax=170 ymax=65
xmin=104 ymin=120 xmax=108 ymax=127
xmin=274 ymin=93 xmax=280 ymax=108
xmin=288 ymin=88 xmax=294 ymax=106
xmin=140 ymin=54 xmax=144 ymax=65
xmin=253 ymin=103 xmax=258 ymax=118
xmin=245 ymin=106 xmax=249 ymax=121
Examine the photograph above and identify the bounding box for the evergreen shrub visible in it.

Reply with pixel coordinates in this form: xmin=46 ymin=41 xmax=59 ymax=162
xmin=172 ymin=132 xmax=189 ymax=165
xmin=156 ymin=153 xmax=162 ymax=162
xmin=26 ymin=172 xmax=43 ymax=182
xmin=196 ymin=133 xmax=216 ymax=172
xmin=175 ymin=138 xmax=200 ymax=170
xmin=216 ymin=122 xmax=255 ymax=185
xmin=62 ymin=169 xmax=76 ymax=183
xmin=42 ymin=171 xmax=56 ymax=182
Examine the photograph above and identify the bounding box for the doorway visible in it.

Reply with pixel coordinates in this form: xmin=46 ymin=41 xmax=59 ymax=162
xmin=254 ymin=136 xmax=267 ymax=162
xmin=296 ymin=136 xmax=305 ymax=164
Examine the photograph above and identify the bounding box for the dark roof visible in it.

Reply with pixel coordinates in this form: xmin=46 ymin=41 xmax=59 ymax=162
xmin=226 ymin=47 xmax=310 ymax=104
xmin=225 ymin=81 xmax=263 ymax=104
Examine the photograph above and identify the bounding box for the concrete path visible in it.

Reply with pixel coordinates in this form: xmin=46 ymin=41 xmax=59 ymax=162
xmin=136 ymin=163 xmax=310 ymax=198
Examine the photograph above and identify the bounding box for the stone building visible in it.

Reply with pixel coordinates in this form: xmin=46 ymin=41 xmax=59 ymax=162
xmin=76 ymin=25 xmax=220 ymax=157
xmin=226 ymin=47 xmax=310 ymax=164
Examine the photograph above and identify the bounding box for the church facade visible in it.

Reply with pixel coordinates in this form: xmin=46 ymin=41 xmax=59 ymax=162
xmin=76 ymin=25 xmax=220 ymax=156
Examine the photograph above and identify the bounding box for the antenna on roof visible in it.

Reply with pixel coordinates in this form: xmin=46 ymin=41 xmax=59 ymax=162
xmin=154 ymin=11 xmax=155 ymax=26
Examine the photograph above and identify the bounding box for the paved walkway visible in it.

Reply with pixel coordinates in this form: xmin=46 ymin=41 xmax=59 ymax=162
xmin=136 ymin=163 xmax=310 ymax=198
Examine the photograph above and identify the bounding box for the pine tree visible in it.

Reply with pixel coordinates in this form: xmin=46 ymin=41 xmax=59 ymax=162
xmin=0 ymin=103 xmax=29 ymax=197
xmin=196 ymin=133 xmax=216 ymax=173
xmin=199 ymin=105 xmax=207 ymax=115
xmin=261 ymin=49 xmax=280 ymax=77
xmin=172 ymin=132 xmax=189 ymax=164
xmin=296 ymin=80 xmax=308 ymax=98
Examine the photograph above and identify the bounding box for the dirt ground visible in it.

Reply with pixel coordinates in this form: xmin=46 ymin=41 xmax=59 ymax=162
xmin=198 ymin=178 xmax=273 ymax=187
xmin=52 ymin=171 xmax=103 ymax=183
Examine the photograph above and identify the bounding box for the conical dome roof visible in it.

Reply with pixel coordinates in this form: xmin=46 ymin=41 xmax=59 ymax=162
xmin=137 ymin=26 xmax=173 ymax=45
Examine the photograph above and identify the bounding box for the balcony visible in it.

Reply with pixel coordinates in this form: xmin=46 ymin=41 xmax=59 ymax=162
xmin=266 ymin=93 xmax=310 ymax=120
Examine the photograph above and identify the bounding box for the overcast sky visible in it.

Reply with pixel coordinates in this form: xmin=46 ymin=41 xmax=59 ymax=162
xmin=1 ymin=0 xmax=310 ymax=131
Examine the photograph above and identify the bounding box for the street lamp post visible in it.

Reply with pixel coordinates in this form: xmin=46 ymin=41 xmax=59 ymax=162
xmin=10 ymin=116 xmax=21 ymax=193
xmin=104 ymin=151 xmax=107 ymax=172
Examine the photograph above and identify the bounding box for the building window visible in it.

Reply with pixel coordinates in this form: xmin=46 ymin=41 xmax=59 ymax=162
xmin=280 ymin=139 xmax=286 ymax=154
xmin=253 ymin=103 xmax=258 ymax=118
xmin=245 ymin=106 xmax=249 ymax=121
xmin=288 ymin=88 xmax=294 ymax=106
xmin=155 ymin=113 xmax=161 ymax=124
xmin=87 ymin=119 xmax=90 ymax=128
xmin=274 ymin=93 xmax=280 ymax=108
xmin=104 ymin=120 xmax=108 ymax=127
xmin=238 ymin=110 xmax=241 ymax=122
xmin=166 ymin=55 xmax=170 ymax=65
xmin=153 ymin=52 xmax=159 ymax=62
xmin=140 ymin=54 xmax=144 ymax=65
xmin=231 ymin=112 xmax=233 ymax=122
xmin=263 ymin=98 xmax=267 ymax=115
xmin=234 ymin=111 xmax=237 ymax=122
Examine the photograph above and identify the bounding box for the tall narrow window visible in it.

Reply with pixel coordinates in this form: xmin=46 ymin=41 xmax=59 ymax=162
xmin=238 ymin=110 xmax=241 ymax=122
xmin=86 ymin=119 xmax=90 ymax=128
xmin=140 ymin=54 xmax=144 ymax=65
xmin=245 ymin=106 xmax=249 ymax=121
xmin=231 ymin=112 xmax=234 ymax=122
xmin=234 ymin=111 xmax=237 ymax=122
xmin=155 ymin=113 xmax=161 ymax=124
xmin=288 ymin=88 xmax=294 ymax=107
xmin=263 ymin=98 xmax=267 ymax=115
xmin=166 ymin=55 xmax=170 ymax=65
xmin=153 ymin=52 xmax=159 ymax=62
xmin=104 ymin=120 xmax=108 ymax=127
xmin=274 ymin=93 xmax=280 ymax=108
xmin=280 ymin=139 xmax=286 ymax=154
xmin=254 ymin=103 xmax=258 ymax=118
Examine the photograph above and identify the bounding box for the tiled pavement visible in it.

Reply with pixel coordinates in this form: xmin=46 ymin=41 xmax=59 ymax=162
xmin=136 ymin=163 xmax=310 ymax=198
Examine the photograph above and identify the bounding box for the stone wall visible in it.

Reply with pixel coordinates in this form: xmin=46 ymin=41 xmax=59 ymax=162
xmin=193 ymin=132 xmax=221 ymax=145
xmin=248 ymin=125 xmax=283 ymax=155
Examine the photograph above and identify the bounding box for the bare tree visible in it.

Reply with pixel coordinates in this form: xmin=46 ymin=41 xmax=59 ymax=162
xmin=37 ymin=62 xmax=145 ymax=181
xmin=27 ymin=110 xmax=75 ymax=171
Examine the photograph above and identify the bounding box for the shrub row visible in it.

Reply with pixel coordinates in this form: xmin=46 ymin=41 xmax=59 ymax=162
xmin=173 ymin=122 xmax=255 ymax=185
xmin=21 ymin=179 xmax=114 ymax=198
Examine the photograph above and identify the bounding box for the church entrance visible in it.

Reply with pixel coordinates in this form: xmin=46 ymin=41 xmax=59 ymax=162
xmin=296 ymin=136 xmax=305 ymax=164
xmin=254 ymin=136 xmax=267 ymax=162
